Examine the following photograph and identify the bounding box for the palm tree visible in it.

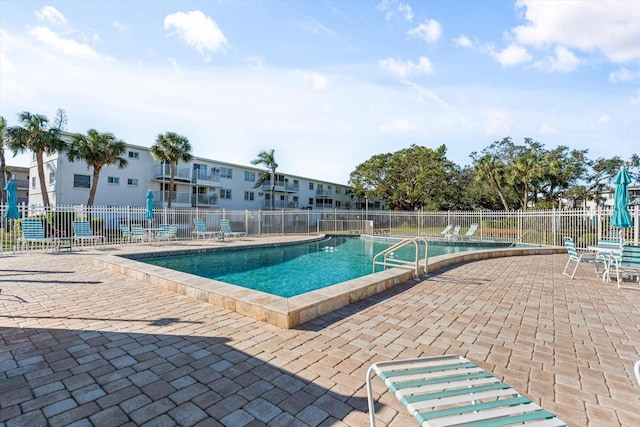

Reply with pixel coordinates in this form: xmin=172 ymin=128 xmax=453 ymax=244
xmin=5 ymin=111 xmax=67 ymax=206
xmin=67 ymin=129 xmax=128 ymax=206
xmin=474 ymin=154 xmax=510 ymax=211
xmin=150 ymin=132 xmax=192 ymax=208
xmin=0 ymin=116 xmax=7 ymax=202
xmin=251 ymin=149 xmax=278 ymax=210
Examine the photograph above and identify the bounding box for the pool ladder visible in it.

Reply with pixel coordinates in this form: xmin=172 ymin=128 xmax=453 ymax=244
xmin=372 ymin=237 xmax=429 ymax=278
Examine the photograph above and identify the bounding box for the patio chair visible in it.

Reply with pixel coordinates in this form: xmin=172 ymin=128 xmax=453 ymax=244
xmin=462 ymin=223 xmax=479 ymax=239
xmin=446 ymin=225 xmax=461 ymax=240
xmin=157 ymin=224 xmax=178 ymax=242
xmin=72 ymin=220 xmax=105 ymax=249
xmin=120 ymin=225 xmax=132 ymax=243
xmin=612 ymin=245 xmax=640 ymax=290
xmin=562 ymin=236 xmax=602 ymax=279
xmin=635 ymin=360 xmax=640 ymax=386
xmin=18 ymin=219 xmax=55 ymax=252
xmin=220 ymin=219 xmax=246 ymax=239
xmin=366 ymin=354 xmax=567 ymax=427
xmin=192 ymin=218 xmax=223 ymax=240
xmin=130 ymin=224 xmax=149 ymax=243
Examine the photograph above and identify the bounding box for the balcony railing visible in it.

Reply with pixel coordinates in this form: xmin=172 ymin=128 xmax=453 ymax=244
xmin=153 ymin=164 xmax=191 ymax=182
xmin=13 ymin=179 xmax=29 ymax=190
xmin=262 ymin=182 xmax=299 ymax=193
xmin=261 ymin=200 xmax=299 ymax=209
xmin=193 ymin=194 xmax=219 ymax=207
xmin=315 ymin=190 xmax=334 ymax=197
xmin=192 ymin=169 xmax=220 ymax=185
xmin=153 ymin=190 xmax=191 ymax=206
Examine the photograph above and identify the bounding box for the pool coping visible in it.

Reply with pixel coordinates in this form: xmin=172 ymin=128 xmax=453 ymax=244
xmin=92 ymin=237 xmax=566 ymax=328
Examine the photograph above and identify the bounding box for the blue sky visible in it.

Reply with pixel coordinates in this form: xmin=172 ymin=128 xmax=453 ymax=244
xmin=1 ymin=0 xmax=639 ymax=184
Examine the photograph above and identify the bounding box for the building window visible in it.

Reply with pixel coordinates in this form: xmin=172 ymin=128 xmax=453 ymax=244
xmin=308 ymin=182 xmax=314 ymax=190
xmin=220 ymin=189 xmax=232 ymax=199
xmin=49 ymin=172 xmax=55 ymax=185
xmin=73 ymin=174 xmax=90 ymax=189
xmin=127 ymin=178 xmax=139 ymax=187
xmin=128 ymin=151 xmax=140 ymax=159
xmin=308 ymin=198 xmax=313 ymax=205
xmin=244 ymin=191 xmax=254 ymax=201
xmin=108 ymin=176 xmax=120 ymax=185
xmin=220 ymin=167 xmax=232 ymax=179
xmin=244 ymin=171 xmax=255 ymax=182
xmin=31 ymin=177 xmax=36 ymax=189
xmin=335 ymin=187 xmax=341 ymax=194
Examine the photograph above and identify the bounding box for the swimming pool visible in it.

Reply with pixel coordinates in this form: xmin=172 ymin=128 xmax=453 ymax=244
xmin=142 ymin=236 xmax=510 ymax=297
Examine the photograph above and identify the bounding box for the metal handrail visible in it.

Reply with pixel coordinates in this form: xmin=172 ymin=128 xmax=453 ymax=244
xmin=372 ymin=237 xmax=428 ymax=278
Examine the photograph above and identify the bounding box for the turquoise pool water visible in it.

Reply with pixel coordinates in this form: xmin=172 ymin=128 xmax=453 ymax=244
xmin=143 ymin=236 xmax=509 ymax=298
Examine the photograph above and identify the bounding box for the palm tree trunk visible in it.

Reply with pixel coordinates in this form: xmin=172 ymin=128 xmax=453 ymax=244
xmin=88 ymin=166 xmax=101 ymax=206
xmin=168 ymin=162 xmax=175 ymax=208
xmin=0 ymin=148 xmax=6 ymax=202
xmin=270 ymin=172 xmax=275 ymax=210
xmin=35 ymin=150 xmax=51 ymax=206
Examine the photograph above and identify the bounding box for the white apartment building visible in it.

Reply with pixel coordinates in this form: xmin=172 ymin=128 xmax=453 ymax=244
xmin=26 ymin=141 xmax=368 ymax=210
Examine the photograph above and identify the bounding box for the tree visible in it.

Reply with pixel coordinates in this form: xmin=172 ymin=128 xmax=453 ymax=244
xmin=5 ymin=111 xmax=67 ymax=206
xmin=67 ymin=129 xmax=128 ymax=206
xmin=251 ymin=149 xmax=278 ymax=210
xmin=349 ymin=145 xmax=460 ymax=210
xmin=150 ymin=132 xmax=192 ymax=208
xmin=0 ymin=116 xmax=7 ymax=202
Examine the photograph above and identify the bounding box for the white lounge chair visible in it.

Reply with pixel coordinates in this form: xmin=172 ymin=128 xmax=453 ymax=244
xmin=562 ymin=236 xmax=602 ymax=279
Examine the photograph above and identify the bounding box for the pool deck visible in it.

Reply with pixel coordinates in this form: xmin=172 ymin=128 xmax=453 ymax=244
xmin=1 ymin=236 xmax=639 ymax=426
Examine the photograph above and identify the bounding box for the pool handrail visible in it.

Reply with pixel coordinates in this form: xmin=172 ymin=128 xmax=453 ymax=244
xmin=372 ymin=237 xmax=428 ymax=277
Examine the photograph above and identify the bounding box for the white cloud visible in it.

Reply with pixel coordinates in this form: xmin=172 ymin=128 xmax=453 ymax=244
xmin=491 ymin=44 xmax=532 ymax=67
xmin=540 ymin=123 xmax=558 ymax=135
xmin=398 ymin=3 xmax=414 ymax=22
xmin=299 ymin=71 xmax=329 ymax=90
xmin=630 ymin=90 xmax=640 ymax=105
xmin=598 ymin=114 xmax=611 ymax=125
xmin=513 ymin=0 xmax=640 ymax=62
xmin=35 ymin=6 xmax=66 ymax=26
xmin=485 ymin=109 xmax=512 ymax=135
xmin=453 ymin=35 xmax=472 ymax=48
xmin=543 ymin=46 xmax=580 ymax=73
xmin=29 ymin=26 xmax=108 ymax=60
xmin=379 ymin=118 xmax=413 ymax=134
xmin=164 ymin=10 xmax=228 ymax=61
xmin=407 ymin=19 xmax=442 ymax=43
xmin=246 ymin=55 xmax=265 ymax=70
xmin=379 ymin=57 xmax=433 ymax=78
xmin=609 ymin=67 xmax=640 ymax=83
xmin=114 ymin=22 xmax=128 ymax=33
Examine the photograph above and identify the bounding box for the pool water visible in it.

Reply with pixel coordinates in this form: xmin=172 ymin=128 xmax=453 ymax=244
xmin=143 ymin=236 xmax=507 ymax=297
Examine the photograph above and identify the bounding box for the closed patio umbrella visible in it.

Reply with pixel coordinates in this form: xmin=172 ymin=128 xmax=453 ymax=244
xmin=4 ymin=180 xmax=20 ymax=251
xmin=145 ymin=190 xmax=154 ymax=225
xmin=610 ymin=168 xmax=633 ymax=231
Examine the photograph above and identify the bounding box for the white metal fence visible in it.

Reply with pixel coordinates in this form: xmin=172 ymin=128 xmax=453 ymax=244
xmin=1 ymin=204 xmax=639 ymax=249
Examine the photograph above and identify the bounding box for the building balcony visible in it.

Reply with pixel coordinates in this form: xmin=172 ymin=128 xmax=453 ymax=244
xmin=13 ymin=179 xmax=29 ymax=190
xmin=153 ymin=164 xmax=191 ymax=182
xmin=192 ymin=193 xmax=219 ymax=207
xmin=261 ymin=200 xmax=299 ymax=209
xmin=262 ymin=182 xmax=299 ymax=193
xmin=192 ymin=169 xmax=220 ymax=186
xmin=153 ymin=190 xmax=192 ymax=207
xmin=315 ymin=190 xmax=334 ymax=197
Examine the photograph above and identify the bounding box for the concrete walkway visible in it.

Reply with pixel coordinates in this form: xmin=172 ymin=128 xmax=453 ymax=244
xmin=1 ymin=238 xmax=639 ymax=426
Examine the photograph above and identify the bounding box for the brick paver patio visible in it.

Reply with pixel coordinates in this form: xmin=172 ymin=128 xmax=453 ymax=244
xmin=1 ymin=239 xmax=639 ymax=426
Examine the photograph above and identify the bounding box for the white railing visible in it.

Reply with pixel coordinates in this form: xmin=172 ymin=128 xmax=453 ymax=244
xmin=1 ymin=204 xmax=638 ymax=249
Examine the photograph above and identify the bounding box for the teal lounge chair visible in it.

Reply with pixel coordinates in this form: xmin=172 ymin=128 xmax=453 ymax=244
xmin=366 ymin=354 xmax=567 ymax=427
xmin=18 ymin=219 xmax=56 ymax=252
xmin=157 ymin=224 xmax=178 ymax=242
xmin=130 ymin=225 xmax=149 ymax=243
xmin=460 ymin=223 xmax=479 ymax=239
xmin=72 ymin=221 xmax=105 ymax=249
xmin=562 ymin=236 xmax=602 ymax=279
xmin=220 ymin=219 xmax=245 ymax=239
xmin=192 ymin=218 xmax=223 ymax=240
xmin=613 ymin=245 xmax=640 ymax=289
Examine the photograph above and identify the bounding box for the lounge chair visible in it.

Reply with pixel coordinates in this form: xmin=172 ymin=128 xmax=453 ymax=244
xmin=612 ymin=245 xmax=640 ymax=289
xmin=634 ymin=360 xmax=640 ymax=386
xmin=18 ymin=219 xmax=58 ymax=252
xmin=157 ymin=224 xmax=178 ymax=242
xmin=120 ymin=225 xmax=131 ymax=243
xmin=366 ymin=354 xmax=566 ymax=427
xmin=445 ymin=225 xmax=461 ymax=240
xmin=72 ymin=220 xmax=105 ymax=249
xmin=462 ymin=223 xmax=479 ymax=239
xmin=421 ymin=224 xmax=452 ymax=239
xmin=220 ymin=219 xmax=246 ymax=239
xmin=192 ymin=218 xmax=223 ymax=240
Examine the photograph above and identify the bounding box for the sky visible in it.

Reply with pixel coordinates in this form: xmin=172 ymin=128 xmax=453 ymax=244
xmin=1 ymin=0 xmax=639 ymax=184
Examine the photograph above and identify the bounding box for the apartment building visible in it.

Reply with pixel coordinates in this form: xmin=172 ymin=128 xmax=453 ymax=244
xmin=25 ymin=142 xmax=364 ymax=210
